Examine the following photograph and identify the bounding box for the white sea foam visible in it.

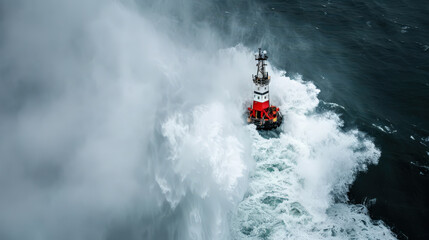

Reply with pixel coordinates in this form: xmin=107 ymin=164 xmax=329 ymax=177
xmin=372 ymin=123 xmax=397 ymax=134
xmin=231 ymin=70 xmax=396 ymax=239
xmin=0 ymin=0 xmax=396 ymax=239
xmin=0 ymin=1 xmax=254 ymax=239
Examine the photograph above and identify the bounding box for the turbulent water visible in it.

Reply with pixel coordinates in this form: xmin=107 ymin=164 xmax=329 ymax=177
xmin=231 ymin=70 xmax=394 ymax=239
xmin=0 ymin=0 xmax=428 ymax=239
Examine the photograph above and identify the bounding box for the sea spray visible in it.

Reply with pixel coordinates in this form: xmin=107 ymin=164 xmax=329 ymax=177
xmin=231 ymin=70 xmax=395 ymax=239
xmin=0 ymin=0 xmax=396 ymax=239
xmin=0 ymin=1 xmax=256 ymax=238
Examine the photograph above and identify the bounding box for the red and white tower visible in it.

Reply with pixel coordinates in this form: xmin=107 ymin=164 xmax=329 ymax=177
xmin=253 ymin=49 xmax=270 ymax=112
xmin=247 ymin=48 xmax=283 ymax=130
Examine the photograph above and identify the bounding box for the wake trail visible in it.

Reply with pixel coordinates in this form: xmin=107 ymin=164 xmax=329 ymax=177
xmin=231 ymin=70 xmax=396 ymax=239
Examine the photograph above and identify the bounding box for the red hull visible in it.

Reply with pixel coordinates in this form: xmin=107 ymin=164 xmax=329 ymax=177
xmin=247 ymin=105 xmax=283 ymax=130
xmin=252 ymin=101 xmax=270 ymax=111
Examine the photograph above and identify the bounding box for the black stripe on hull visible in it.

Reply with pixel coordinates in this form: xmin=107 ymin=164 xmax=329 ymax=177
xmin=254 ymin=91 xmax=269 ymax=95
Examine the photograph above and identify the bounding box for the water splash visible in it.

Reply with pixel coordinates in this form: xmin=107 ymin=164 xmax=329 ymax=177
xmin=231 ymin=70 xmax=396 ymax=239
xmin=0 ymin=0 xmax=396 ymax=239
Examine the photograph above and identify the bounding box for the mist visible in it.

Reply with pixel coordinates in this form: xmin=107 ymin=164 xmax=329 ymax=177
xmin=0 ymin=0 xmax=256 ymax=239
xmin=0 ymin=0 xmax=397 ymax=239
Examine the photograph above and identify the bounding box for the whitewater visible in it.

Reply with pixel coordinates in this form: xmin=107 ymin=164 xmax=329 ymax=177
xmin=0 ymin=0 xmax=396 ymax=239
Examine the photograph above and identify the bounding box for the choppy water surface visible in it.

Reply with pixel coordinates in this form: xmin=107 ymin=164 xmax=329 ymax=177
xmin=230 ymin=71 xmax=395 ymax=239
xmin=0 ymin=0 xmax=428 ymax=239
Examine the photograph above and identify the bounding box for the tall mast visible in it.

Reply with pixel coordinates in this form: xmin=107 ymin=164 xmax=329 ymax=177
xmin=253 ymin=48 xmax=270 ymax=85
xmin=247 ymin=48 xmax=283 ymax=130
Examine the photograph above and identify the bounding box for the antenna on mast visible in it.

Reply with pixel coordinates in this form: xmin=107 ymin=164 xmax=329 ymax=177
xmin=247 ymin=48 xmax=283 ymax=130
xmin=253 ymin=48 xmax=270 ymax=85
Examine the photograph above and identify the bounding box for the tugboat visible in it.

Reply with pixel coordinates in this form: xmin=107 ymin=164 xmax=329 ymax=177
xmin=247 ymin=48 xmax=283 ymax=130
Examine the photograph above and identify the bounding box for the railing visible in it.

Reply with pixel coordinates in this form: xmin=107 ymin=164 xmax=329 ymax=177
xmin=253 ymin=75 xmax=271 ymax=85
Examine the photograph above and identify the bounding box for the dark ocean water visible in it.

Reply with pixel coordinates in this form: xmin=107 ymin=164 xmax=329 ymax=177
xmin=251 ymin=1 xmax=429 ymax=239
xmin=1 ymin=0 xmax=428 ymax=239
xmin=203 ymin=0 xmax=429 ymax=239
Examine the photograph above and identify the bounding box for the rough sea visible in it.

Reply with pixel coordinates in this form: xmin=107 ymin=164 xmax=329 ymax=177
xmin=0 ymin=0 xmax=428 ymax=240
